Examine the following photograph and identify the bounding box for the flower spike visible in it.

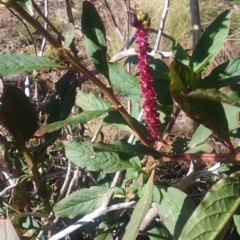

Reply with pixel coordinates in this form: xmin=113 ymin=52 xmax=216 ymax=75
xmin=130 ymin=12 xmax=161 ymax=141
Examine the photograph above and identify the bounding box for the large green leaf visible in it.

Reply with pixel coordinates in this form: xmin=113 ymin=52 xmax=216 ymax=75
xmin=17 ymin=0 xmax=33 ymax=15
xmin=233 ymin=207 xmax=240 ymax=236
xmin=0 ymin=219 xmax=20 ymax=240
xmin=190 ymin=10 xmax=230 ymax=73
xmin=185 ymin=88 xmax=240 ymax=109
xmin=45 ymin=71 xmax=76 ymax=141
xmin=76 ymin=90 xmax=112 ymax=112
xmin=81 ymin=1 xmax=109 ymax=79
xmin=172 ymin=40 xmax=189 ymax=66
xmin=53 ymin=186 xmax=108 ymax=218
xmin=102 ymin=111 xmax=148 ymax=136
xmin=94 ymin=231 xmax=113 ymax=240
xmin=179 ymin=171 xmax=240 ymax=240
xmin=64 ymin=141 xmax=134 ymax=173
xmin=156 ymin=187 xmax=196 ymax=239
xmin=0 ymin=53 xmax=60 ymax=76
xmin=63 ymin=23 xmax=74 ymax=48
xmin=151 ymin=58 xmax=173 ymax=106
xmin=185 ymin=125 xmax=213 ymax=153
xmin=122 ymin=171 xmax=154 ymax=240
xmin=170 ymin=59 xmax=233 ymax=150
xmin=146 ymin=225 xmax=172 ymax=240
xmin=204 ymin=57 xmax=240 ymax=88
xmin=0 ymin=85 xmax=38 ymax=141
xmin=108 ymin=63 xmax=141 ymax=103
xmin=187 ymin=125 xmax=212 ymax=148
xmin=93 ymin=140 xmax=162 ymax=159
xmin=36 ymin=110 xmax=108 ymax=136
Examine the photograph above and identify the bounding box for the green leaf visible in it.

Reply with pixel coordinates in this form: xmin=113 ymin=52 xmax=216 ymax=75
xmin=93 ymin=140 xmax=162 ymax=158
xmin=151 ymin=58 xmax=173 ymax=106
xmin=233 ymin=207 xmax=240 ymax=236
xmin=0 ymin=219 xmax=20 ymax=240
xmin=94 ymin=231 xmax=113 ymax=240
xmin=184 ymin=88 xmax=240 ymax=109
xmin=76 ymin=90 xmax=112 ymax=112
xmin=81 ymin=1 xmax=109 ymax=79
xmin=63 ymin=23 xmax=74 ymax=48
xmin=64 ymin=141 xmax=134 ymax=173
xmin=0 ymin=53 xmax=61 ymax=76
xmin=204 ymin=57 xmax=240 ymax=88
xmin=146 ymin=225 xmax=172 ymax=240
xmin=17 ymin=0 xmax=33 ymax=15
xmin=186 ymin=125 xmax=213 ymax=153
xmin=224 ymin=104 xmax=239 ymax=131
xmin=36 ymin=110 xmax=108 ymax=136
xmin=170 ymin=59 xmax=233 ymax=150
xmin=179 ymin=171 xmax=240 ymax=240
xmin=0 ymin=85 xmax=38 ymax=141
xmin=190 ymin=10 xmax=230 ymax=73
xmin=188 ymin=125 xmax=212 ymax=148
xmin=172 ymin=40 xmax=189 ymax=66
xmin=156 ymin=187 xmax=196 ymax=239
xmin=108 ymin=63 xmax=141 ymax=103
xmin=53 ymin=186 xmax=108 ymax=218
xmin=122 ymin=171 xmax=154 ymax=240
xmin=45 ymin=71 xmax=76 ymax=141
xmin=186 ymin=143 xmax=213 ymax=153
xmin=103 ymin=111 xmax=148 ymax=136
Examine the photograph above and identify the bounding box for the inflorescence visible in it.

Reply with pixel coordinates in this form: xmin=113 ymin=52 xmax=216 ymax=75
xmin=130 ymin=12 xmax=161 ymax=141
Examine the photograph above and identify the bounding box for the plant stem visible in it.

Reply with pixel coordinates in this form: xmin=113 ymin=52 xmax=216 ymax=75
xmin=20 ymin=143 xmax=52 ymax=214
xmin=161 ymin=152 xmax=240 ymax=163
xmin=5 ymin=0 xmax=151 ymax=147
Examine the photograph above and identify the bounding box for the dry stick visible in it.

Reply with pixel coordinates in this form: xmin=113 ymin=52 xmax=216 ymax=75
xmin=49 ymin=201 xmax=136 ymax=240
xmin=0 ymin=182 xmax=18 ymax=196
xmin=34 ymin=0 xmax=48 ymax=104
xmin=32 ymin=0 xmax=59 ymax=34
xmin=103 ymin=0 xmax=124 ymax=43
xmin=38 ymin=0 xmax=48 ymax=57
xmin=110 ymin=48 xmax=172 ymax=62
xmin=190 ymin=0 xmax=201 ymax=134
xmin=64 ymin=0 xmax=79 ymax=59
xmin=5 ymin=0 xmax=151 ymax=147
xmin=154 ymin=0 xmax=170 ymax=52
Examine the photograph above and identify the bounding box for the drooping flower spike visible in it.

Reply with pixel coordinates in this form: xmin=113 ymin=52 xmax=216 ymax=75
xmin=130 ymin=12 xmax=161 ymax=141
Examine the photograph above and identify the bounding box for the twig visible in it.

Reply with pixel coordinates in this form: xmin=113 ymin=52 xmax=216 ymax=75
xmin=57 ymin=159 xmax=72 ymax=201
xmin=102 ymin=171 xmax=121 ymax=207
xmin=49 ymin=201 xmax=136 ymax=240
xmin=65 ymin=167 xmax=79 ymax=196
xmin=139 ymin=203 xmax=158 ymax=231
xmin=0 ymin=182 xmax=18 ymax=196
xmin=91 ymin=124 xmax=103 ymax=143
xmin=173 ymin=170 xmax=220 ymax=191
xmin=11 ymin=211 xmax=50 ymax=222
xmin=38 ymin=0 xmax=48 ymax=57
xmin=64 ymin=0 xmax=79 ymax=58
xmin=154 ymin=0 xmax=170 ymax=52
xmin=32 ymin=0 xmax=59 ymax=34
xmin=103 ymin=0 xmax=124 ymax=43
xmin=110 ymin=48 xmax=172 ymax=62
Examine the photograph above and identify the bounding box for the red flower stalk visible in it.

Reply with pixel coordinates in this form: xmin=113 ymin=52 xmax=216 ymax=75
xmin=130 ymin=12 xmax=161 ymax=140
